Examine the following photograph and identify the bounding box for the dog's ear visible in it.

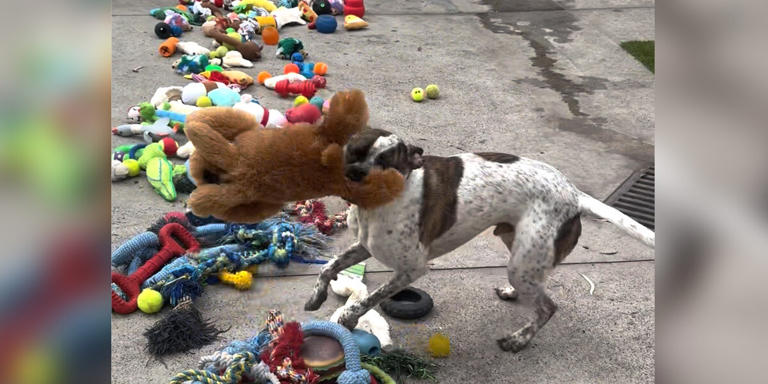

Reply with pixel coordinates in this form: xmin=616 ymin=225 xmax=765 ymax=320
xmin=408 ymin=145 xmax=424 ymax=169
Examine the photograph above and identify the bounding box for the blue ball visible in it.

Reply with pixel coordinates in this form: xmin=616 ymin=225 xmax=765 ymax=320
xmin=291 ymin=52 xmax=304 ymax=62
xmin=310 ymin=96 xmax=324 ymax=110
xmin=170 ymin=24 xmax=183 ymax=37
xmin=315 ymin=15 xmax=337 ymax=34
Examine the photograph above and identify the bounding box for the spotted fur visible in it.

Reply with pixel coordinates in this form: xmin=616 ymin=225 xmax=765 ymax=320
xmin=306 ymin=131 xmax=655 ymax=353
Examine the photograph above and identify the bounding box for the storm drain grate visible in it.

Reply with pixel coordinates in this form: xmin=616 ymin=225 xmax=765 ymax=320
xmin=604 ymin=165 xmax=655 ymax=230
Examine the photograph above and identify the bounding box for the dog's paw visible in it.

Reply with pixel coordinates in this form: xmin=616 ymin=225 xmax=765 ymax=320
xmin=495 ymin=286 xmax=518 ymax=301
xmin=335 ymin=308 xmax=360 ymax=330
xmin=497 ymin=335 xmax=529 ymax=353
xmin=304 ymin=290 xmax=328 ymax=311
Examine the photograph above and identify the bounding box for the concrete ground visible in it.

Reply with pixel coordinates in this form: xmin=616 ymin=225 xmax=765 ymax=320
xmin=111 ymin=0 xmax=654 ymax=382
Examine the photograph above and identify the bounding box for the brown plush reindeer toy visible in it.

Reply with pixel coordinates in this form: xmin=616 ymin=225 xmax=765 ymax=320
xmin=185 ymin=89 xmax=406 ymax=223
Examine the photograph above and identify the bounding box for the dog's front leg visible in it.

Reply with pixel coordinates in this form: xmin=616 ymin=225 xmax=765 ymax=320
xmin=304 ymin=243 xmax=371 ymax=311
xmin=336 ymin=267 xmax=426 ymax=329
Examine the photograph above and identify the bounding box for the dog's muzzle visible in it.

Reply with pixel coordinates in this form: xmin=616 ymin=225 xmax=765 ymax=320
xmin=345 ymin=164 xmax=368 ymax=182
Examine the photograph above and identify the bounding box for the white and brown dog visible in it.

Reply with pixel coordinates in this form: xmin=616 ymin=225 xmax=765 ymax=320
xmin=304 ymin=128 xmax=654 ymax=352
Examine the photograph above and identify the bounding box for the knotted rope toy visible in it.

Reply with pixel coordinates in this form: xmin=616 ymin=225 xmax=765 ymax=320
xmin=289 ymin=200 xmax=349 ymax=235
xmin=111 ymin=223 xmax=199 ymax=314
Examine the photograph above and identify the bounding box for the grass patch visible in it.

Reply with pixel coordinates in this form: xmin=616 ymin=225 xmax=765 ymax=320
xmin=620 ymin=40 xmax=654 ymax=73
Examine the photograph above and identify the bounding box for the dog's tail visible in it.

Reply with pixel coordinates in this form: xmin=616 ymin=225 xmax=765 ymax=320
xmin=578 ymin=192 xmax=655 ymax=248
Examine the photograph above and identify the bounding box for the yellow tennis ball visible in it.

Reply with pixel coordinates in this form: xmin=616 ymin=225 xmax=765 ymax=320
xmin=196 ymin=96 xmax=213 ymax=107
xmin=137 ymin=288 xmax=164 ymax=314
xmin=425 ymin=84 xmax=440 ymax=99
xmin=122 ymin=159 xmax=140 ymax=177
xmin=428 ymin=333 xmax=450 ymax=357
xmin=411 ymin=87 xmax=424 ymax=102
xmin=294 ymin=95 xmax=309 ymax=107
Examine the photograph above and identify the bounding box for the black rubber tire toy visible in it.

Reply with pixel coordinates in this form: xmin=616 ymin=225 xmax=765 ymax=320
xmin=379 ymin=287 xmax=433 ymax=319
xmin=155 ymin=22 xmax=172 ymax=39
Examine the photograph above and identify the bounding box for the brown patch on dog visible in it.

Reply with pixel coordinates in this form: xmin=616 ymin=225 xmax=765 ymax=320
xmin=475 ymin=152 xmax=520 ymax=164
xmin=553 ymin=215 xmax=582 ymax=265
xmin=419 ymin=156 xmax=464 ymax=246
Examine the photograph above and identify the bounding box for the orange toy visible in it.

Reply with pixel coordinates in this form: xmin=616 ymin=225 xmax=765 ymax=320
xmin=257 ymin=71 xmax=272 ymax=84
xmin=262 ymin=26 xmax=279 ymax=45
xmin=313 ymin=62 xmax=328 ymax=76
xmin=185 ymin=89 xmax=406 ymax=223
xmin=284 ymin=63 xmax=300 ymax=74
xmin=158 ymin=37 xmax=179 ymax=57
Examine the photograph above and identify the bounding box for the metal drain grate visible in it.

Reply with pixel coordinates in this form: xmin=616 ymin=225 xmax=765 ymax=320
xmin=605 ymin=165 xmax=655 ymax=230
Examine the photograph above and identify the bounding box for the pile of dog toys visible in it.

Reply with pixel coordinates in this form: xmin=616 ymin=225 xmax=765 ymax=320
xmin=167 ymin=310 xmax=440 ymax=384
xmin=112 ymin=0 xmax=373 ymax=202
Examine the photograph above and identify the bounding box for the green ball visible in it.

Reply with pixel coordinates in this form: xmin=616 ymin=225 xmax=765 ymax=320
xmin=426 ymin=84 xmax=440 ymax=99
xmin=137 ymin=288 xmax=163 ymax=314
xmin=411 ymin=87 xmax=424 ymax=102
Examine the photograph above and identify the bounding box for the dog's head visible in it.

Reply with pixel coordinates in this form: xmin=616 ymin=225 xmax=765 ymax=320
xmin=344 ymin=128 xmax=424 ymax=182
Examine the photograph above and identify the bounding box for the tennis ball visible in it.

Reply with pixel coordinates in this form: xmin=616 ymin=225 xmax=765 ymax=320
xmin=196 ymin=96 xmax=213 ymax=107
xmin=122 ymin=159 xmax=140 ymax=177
xmin=425 ymin=84 xmax=440 ymax=99
xmin=411 ymin=87 xmax=424 ymax=102
xmin=428 ymin=333 xmax=450 ymax=357
xmin=137 ymin=288 xmax=164 ymax=314
xmin=294 ymin=95 xmax=309 ymax=106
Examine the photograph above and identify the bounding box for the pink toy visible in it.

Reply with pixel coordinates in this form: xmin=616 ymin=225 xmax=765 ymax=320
xmin=285 ymin=103 xmax=322 ymax=124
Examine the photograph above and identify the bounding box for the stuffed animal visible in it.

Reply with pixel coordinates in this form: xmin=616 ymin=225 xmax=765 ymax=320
xmin=276 ymin=37 xmax=306 ymax=59
xmin=209 ymin=29 xmax=262 ymax=61
xmin=232 ymin=94 xmax=288 ymax=127
xmin=112 ymin=118 xmax=175 ymax=142
xmin=185 ymin=89 xmax=405 ymax=222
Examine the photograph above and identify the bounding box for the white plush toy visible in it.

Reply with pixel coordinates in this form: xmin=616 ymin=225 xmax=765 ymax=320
xmin=150 ymin=86 xmax=183 ymax=108
xmin=329 ymin=274 xmax=393 ymax=348
xmin=181 ymin=81 xmax=228 ymax=105
xmin=168 ymin=100 xmax=201 ymax=115
xmin=232 ymin=94 xmax=287 ymax=128
xmin=176 ymin=141 xmax=196 ymax=159
xmin=222 ymin=51 xmax=254 ymax=68
xmin=263 ymin=73 xmax=307 ymax=89
xmin=177 ymin=41 xmax=211 ymax=56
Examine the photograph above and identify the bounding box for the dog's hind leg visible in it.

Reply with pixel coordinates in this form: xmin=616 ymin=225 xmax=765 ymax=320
xmin=305 ymin=243 xmax=371 ymax=311
xmin=497 ymin=211 xmax=560 ymax=353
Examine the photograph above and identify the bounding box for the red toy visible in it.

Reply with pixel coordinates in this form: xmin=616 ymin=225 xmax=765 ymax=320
xmin=111 ymin=223 xmax=200 ymax=314
xmin=344 ymin=0 xmax=365 ymax=18
xmin=285 ymin=103 xmax=322 ymax=124
xmin=274 ymin=76 xmax=326 ymax=98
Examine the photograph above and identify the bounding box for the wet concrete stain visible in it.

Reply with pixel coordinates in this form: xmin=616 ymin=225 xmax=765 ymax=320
xmin=477 ymin=0 xmax=654 ymax=164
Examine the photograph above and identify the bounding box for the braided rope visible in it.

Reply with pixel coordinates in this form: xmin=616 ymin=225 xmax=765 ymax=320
xmin=169 ymin=352 xmax=256 ymax=384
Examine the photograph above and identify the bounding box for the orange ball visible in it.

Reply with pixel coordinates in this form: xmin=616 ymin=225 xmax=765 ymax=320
xmin=284 ymin=63 xmax=300 ymax=74
xmin=176 ymin=4 xmax=188 ymax=11
xmin=261 ymin=26 xmax=279 ymax=45
xmin=313 ymin=62 xmax=328 ymax=76
xmin=257 ymin=71 xmax=272 ymax=84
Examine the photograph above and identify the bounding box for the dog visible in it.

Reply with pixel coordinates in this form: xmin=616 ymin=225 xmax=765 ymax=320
xmin=304 ymin=128 xmax=655 ymax=352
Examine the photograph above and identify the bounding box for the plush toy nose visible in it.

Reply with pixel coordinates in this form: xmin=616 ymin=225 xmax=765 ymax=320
xmin=345 ymin=165 xmax=367 ymax=182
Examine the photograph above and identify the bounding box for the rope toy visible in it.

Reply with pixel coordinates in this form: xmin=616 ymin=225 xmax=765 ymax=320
xmin=290 ymin=200 xmax=349 ymax=235
xmin=111 ymin=223 xmax=199 ymax=314
xmin=169 ymin=351 xmax=257 ymax=384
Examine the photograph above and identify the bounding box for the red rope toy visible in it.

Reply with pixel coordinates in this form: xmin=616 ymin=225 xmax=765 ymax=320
xmin=111 ymin=222 xmax=200 ymax=314
xmin=291 ymin=200 xmax=349 ymax=235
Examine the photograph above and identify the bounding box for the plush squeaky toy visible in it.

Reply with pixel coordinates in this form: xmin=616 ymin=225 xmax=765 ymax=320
xmin=185 ymin=89 xmax=406 ymax=223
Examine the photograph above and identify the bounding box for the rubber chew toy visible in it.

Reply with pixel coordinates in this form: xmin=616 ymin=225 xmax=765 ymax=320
xmin=218 ymin=270 xmax=252 ymax=290
xmin=274 ymin=76 xmax=326 ymax=98
xmin=301 ymin=321 xmax=371 ymax=384
xmin=111 ymin=223 xmax=200 ymax=314
xmin=159 ymin=37 xmax=180 ymax=57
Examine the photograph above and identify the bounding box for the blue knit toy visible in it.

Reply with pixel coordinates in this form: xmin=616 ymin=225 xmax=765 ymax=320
xmin=302 ymin=321 xmax=371 ymax=384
